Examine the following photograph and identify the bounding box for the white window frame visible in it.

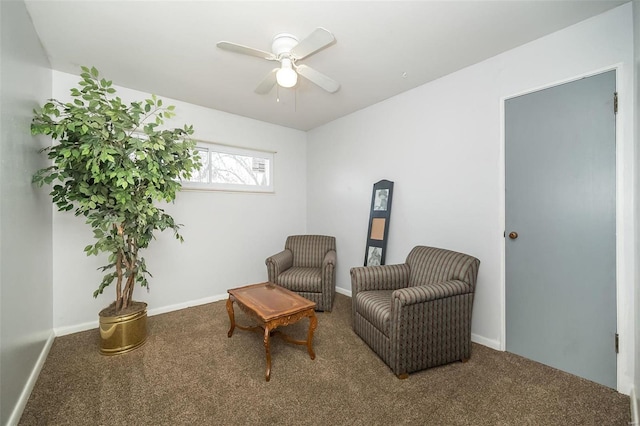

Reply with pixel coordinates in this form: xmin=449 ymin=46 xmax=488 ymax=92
xmin=182 ymin=141 xmax=275 ymax=193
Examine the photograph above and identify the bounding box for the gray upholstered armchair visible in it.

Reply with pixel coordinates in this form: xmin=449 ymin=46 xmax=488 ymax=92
xmin=266 ymin=235 xmax=337 ymax=311
xmin=350 ymin=246 xmax=480 ymax=378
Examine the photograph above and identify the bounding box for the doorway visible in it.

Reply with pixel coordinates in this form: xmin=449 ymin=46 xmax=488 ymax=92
xmin=504 ymin=70 xmax=617 ymax=388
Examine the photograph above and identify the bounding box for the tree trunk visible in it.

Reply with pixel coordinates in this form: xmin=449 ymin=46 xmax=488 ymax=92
xmin=115 ymin=250 xmax=124 ymax=312
xmin=122 ymin=273 xmax=136 ymax=309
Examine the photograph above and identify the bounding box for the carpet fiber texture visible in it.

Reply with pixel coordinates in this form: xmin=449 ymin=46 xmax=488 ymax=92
xmin=19 ymin=294 xmax=630 ymax=425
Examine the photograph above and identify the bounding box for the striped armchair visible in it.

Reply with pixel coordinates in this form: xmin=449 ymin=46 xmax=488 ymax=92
xmin=266 ymin=235 xmax=337 ymax=311
xmin=350 ymin=246 xmax=480 ymax=378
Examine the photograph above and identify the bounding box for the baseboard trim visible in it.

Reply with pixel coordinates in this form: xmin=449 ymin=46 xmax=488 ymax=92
xmin=54 ymin=293 xmax=230 ymax=336
xmin=6 ymin=331 xmax=55 ymax=426
xmin=336 ymin=286 xmax=351 ymax=297
xmin=631 ymin=386 xmax=639 ymax=426
xmin=53 ymin=291 xmax=503 ymax=355
xmin=55 ymin=320 xmax=98 ymax=336
xmin=471 ymin=333 xmax=501 ymax=351
xmin=147 ymin=293 xmax=228 ymax=317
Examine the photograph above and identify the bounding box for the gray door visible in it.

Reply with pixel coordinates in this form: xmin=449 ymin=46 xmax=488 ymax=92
xmin=505 ymin=71 xmax=616 ymax=388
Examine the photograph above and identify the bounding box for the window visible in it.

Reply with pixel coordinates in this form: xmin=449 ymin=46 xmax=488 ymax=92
xmin=183 ymin=141 xmax=274 ymax=193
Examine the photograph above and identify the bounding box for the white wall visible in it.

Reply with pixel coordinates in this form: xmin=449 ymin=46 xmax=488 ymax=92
xmin=0 ymin=1 xmax=54 ymax=424
xmin=51 ymin=71 xmax=308 ymax=332
xmin=307 ymin=3 xmax=635 ymax=393
xmin=633 ymin=0 xmax=640 ymax=420
xmin=2 ymin=1 xmax=633 ymax=423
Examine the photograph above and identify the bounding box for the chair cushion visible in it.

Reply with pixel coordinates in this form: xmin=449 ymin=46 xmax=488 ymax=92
xmin=277 ymin=267 xmax=322 ymax=292
xmin=354 ymin=290 xmax=394 ymax=336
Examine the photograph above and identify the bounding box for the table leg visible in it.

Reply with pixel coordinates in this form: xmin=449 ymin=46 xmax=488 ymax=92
xmin=226 ymin=297 xmax=235 ymax=338
xmin=307 ymin=312 xmax=318 ymax=360
xmin=264 ymin=325 xmax=272 ymax=382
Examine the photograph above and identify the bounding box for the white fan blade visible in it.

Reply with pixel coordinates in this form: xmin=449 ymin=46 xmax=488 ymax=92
xmin=290 ymin=27 xmax=336 ymax=60
xmin=255 ymin=69 xmax=278 ymax=94
xmin=217 ymin=41 xmax=276 ymax=61
xmin=296 ymin=64 xmax=340 ymax=93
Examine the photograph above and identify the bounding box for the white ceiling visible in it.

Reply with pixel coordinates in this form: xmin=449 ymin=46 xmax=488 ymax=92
xmin=25 ymin=0 xmax=625 ymax=131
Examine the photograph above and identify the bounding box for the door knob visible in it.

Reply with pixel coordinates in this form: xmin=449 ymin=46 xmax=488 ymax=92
xmin=508 ymin=232 xmax=518 ymax=240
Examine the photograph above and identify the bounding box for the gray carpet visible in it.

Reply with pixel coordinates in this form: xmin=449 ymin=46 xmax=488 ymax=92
xmin=19 ymin=294 xmax=630 ymax=425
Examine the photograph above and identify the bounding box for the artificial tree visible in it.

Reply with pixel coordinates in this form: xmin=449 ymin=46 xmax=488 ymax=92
xmin=32 ymin=66 xmax=201 ymax=315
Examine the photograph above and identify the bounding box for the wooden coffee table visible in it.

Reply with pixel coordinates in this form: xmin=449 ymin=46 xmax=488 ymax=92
xmin=226 ymin=282 xmax=318 ymax=381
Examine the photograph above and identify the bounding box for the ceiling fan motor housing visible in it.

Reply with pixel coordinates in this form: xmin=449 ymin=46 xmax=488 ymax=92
xmin=271 ymin=33 xmax=299 ymax=58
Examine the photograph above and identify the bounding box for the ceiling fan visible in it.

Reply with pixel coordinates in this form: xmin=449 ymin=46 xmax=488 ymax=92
xmin=216 ymin=27 xmax=340 ymax=94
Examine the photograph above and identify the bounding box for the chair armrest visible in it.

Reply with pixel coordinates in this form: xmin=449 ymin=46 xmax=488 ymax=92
xmin=322 ymin=250 xmax=337 ymax=284
xmin=265 ymin=249 xmax=293 ymax=282
xmin=391 ymin=280 xmax=472 ymax=307
xmin=350 ymin=264 xmax=410 ymax=293
xmin=388 ymin=279 xmax=476 ymax=374
xmin=321 ymin=250 xmax=337 ymax=308
xmin=323 ymin=249 xmax=337 ymax=267
xmin=351 ymin=264 xmax=409 ymax=322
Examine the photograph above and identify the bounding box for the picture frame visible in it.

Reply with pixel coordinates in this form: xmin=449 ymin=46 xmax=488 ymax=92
xmin=373 ymin=189 xmax=389 ymax=211
xmin=367 ymin=246 xmax=383 ymax=266
xmin=364 ymin=180 xmax=394 ymax=266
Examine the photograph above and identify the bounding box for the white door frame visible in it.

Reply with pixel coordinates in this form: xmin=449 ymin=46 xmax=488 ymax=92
xmin=499 ymin=64 xmax=635 ymax=394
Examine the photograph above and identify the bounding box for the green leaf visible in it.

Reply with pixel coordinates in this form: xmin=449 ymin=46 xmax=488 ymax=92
xmin=31 ymin=65 xmax=200 ymax=303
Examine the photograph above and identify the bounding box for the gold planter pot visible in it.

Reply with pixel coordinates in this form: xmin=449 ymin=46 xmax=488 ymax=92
xmin=99 ymin=302 xmax=148 ymax=355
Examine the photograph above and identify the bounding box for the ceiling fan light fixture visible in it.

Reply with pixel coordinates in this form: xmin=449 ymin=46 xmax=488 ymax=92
xmin=276 ymin=58 xmax=297 ymax=88
xmin=217 ymin=28 xmax=339 ymax=94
